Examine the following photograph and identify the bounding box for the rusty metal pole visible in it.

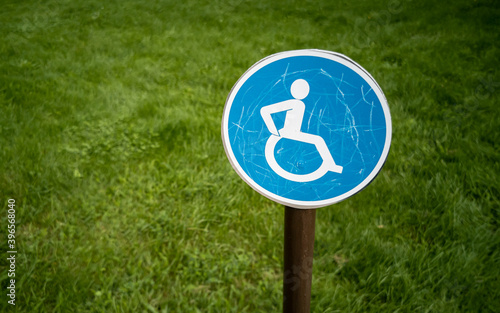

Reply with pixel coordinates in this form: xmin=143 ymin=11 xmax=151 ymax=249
xmin=283 ymin=206 xmax=316 ymax=313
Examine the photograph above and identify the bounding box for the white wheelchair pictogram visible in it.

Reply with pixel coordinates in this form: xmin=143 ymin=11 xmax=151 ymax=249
xmin=260 ymin=79 xmax=343 ymax=182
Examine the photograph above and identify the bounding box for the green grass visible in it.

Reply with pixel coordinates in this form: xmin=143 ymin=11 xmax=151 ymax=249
xmin=1 ymin=0 xmax=499 ymax=312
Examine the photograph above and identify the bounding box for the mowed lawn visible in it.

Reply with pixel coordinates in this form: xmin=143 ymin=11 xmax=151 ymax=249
xmin=1 ymin=0 xmax=499 ymax=312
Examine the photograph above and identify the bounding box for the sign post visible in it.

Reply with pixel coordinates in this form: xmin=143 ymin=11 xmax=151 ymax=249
xmin=222 ymin=49 xmax=391 ymax=312
xmin=283 ymin=206 xmax=316 ymax=313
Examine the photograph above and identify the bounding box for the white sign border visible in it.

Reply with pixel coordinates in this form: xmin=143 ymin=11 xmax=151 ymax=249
xmin=221 ymin=49 xmax=392 ymax=209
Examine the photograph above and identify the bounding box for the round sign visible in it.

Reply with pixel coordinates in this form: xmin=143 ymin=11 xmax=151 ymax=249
xmin=221 ymin=49 xmax=391 ymax=209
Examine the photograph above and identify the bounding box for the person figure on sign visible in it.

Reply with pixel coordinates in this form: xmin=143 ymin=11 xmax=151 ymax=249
xmin=260 ymin=79 xmax=343 ymax=180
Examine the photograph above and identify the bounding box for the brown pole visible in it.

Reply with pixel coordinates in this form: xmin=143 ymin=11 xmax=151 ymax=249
xmin=283 ymin=206 xmax=316 ymax=313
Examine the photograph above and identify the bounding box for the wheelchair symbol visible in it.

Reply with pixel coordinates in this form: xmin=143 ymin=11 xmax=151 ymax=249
xmin=260 ymin=79 xmax=343 ymax=182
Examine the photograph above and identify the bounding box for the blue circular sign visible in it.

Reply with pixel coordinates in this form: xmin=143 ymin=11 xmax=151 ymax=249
xmin=222 ymin=50 xmax=391 ymax=209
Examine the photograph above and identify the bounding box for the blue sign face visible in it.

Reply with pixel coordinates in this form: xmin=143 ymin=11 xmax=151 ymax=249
xmin=222 ymin=50 xmax=391 ymax=209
